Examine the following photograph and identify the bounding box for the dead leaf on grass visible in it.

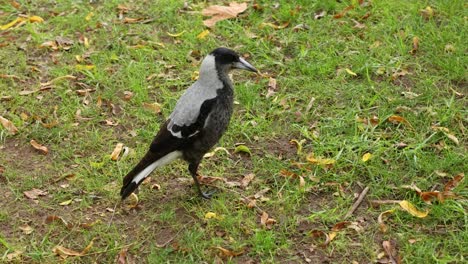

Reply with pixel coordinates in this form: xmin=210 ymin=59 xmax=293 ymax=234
xmin=110 ymin=143 xmax=124 ymax=161
xmin=197 ymin=29 xmax=210 ymax=39
xmin=362 ymin=152 xmax=372 ymax=162
xmin=444 ymin=173 xmax=464 ymax=192
xmin=260 ymin=21 xmax=290 ymax=29
xmin=241 ymin=173 xmax=255 ymax=188
xmin=204 ymin=147 xmax=230 ymax=158
xmin=388 ymin=115 xmax=412 ymax=128
xmin=399 ymin=200 xmax=428 ymax=218
xmin=266 ymin=77 xmax=277 ymax=98
xmin=45 ymin=215 xmax=71 ymax=228
xmin=377 ymin=209 xmax=395 ymax=232
xmin=410 ymin=36 xmax=420 ymax=55
xmin=197 ymin=175 xmax=225 ymax=184
xmin=333 ymin=5 xmax=353 ymax=19
xmin=289 ymin=139 xmax=305 ymax=155
xmin=123 ymin=91 xmax=134 ymax=101
xmin=19 ymin=224 xmax=34 ymax=235
xmin=30 ymin=139 xmax=48 ymax=155
xmin=310 ymin=230 xmax=331 ymax=246
xmin=53 ymin=238 xmax=94 ymax=259
xmin=204 ymin=212 xmax=217 ymax=219
xmin=201 ymin=2 xmax=248 ymax=28
xmin=142 ymin=102 xmax=161 ymax=114
xmin=306 ymin=153 xmax=335 ymax=167
xmin=382 ymin=240 xmax=399 ymax=264
xmin=24 ymin=188 xmax=48 ymax=200
xmin=213 ymin=246 xmax=244 ymax=258
xmin=0 ymin=115 xmax=18 ymax=134
xmin=420 ymin=6 xmax=434 ymax=19
xmin=260 ymin=211 xmax=276 ymax=229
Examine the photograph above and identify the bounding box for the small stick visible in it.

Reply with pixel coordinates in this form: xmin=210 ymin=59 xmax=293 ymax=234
xmin=344 ymin=186 xmax=370 ymax=219
xmin=368 ymin=200 xmax=402 ymax=207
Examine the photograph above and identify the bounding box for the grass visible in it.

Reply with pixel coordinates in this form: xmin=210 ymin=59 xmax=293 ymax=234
xmin=0 ymin=0 xmax=466 ymax=263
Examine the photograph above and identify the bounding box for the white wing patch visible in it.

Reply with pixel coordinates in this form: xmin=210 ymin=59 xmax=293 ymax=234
xmin=167 ymin=54 xmax=223 ymax=138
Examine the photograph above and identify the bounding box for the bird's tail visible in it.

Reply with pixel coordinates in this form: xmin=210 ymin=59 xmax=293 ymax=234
xmin=120 ymin=150 xmax=181 ymax=200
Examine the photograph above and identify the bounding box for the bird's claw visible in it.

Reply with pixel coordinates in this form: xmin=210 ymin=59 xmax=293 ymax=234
xmin=200 ymin=189 xmax=216 ymax=199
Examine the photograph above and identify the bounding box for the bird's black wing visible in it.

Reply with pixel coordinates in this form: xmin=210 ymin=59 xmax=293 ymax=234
xmin=120 ymin=97 xmax=218 ymax=200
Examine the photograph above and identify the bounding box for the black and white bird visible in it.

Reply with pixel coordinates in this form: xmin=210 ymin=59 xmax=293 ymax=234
xmin=120 ymin=47 xmax=257 ymax=200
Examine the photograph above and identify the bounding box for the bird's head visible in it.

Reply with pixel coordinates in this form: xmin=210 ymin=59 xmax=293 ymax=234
xmin=199 ymin=47 xmax=257 ymax=78
xmin=211 ymin=47 xmax=258 ymax=73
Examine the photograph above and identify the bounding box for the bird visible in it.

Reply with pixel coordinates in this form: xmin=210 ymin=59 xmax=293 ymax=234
xmin=120 ymin=47 xmax=257 ymax=200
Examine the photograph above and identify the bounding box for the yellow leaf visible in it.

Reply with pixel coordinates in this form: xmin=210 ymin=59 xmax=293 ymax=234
xmin=399 ymin=200 xmax=429 ymax=218
xmin=142 ymin=102 xmax=161 ymax=114
xmin=444 ymin=133 xmax=459 ymax=145
xmin=59 ymin=199 xmax=73 ymax=206
xmin=290 ymin=139 xmax=305 ymax=155
xmin=166 ymin=30 xmax=185 ymax=37
xmin=75 ymin=64 xmax=95 ymax=71
xmin=362 ymin=153 xmax=372 ymax=162
xmin=85 ymin=12 xmax=94 ymax=21
xmin=345 ymin=68 xmax=357 ymax=76
xmin=205 ymin=212 xmax=217 ymax=219
xmin=377 ymin=209 xmax=395 ymax=232
xmin=197 ymin=30 xmax=210 ymax=39
xmin=306 ymin=153 xmax=335 ymax=166
xmin=28 ymin=16 xmax=44 ymax=23
xmin=110 ymin=143 xmax=124 ymax=161
xmin=0 ymin=17 xmax=25 ymax=30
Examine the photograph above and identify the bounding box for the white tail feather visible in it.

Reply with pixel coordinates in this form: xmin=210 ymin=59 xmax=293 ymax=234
xmin=131 ymin=151 xmax=182 ymax=184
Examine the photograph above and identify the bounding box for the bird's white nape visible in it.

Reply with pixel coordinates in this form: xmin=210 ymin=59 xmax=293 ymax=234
xmin=131 ymin=151 xmax=182 ymax=184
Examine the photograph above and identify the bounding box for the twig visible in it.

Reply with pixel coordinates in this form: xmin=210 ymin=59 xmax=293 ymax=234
xmin=368 ymin=200 xmax=402 ymax=207
xmin=106 ymin=201 xmax=120 ymax=229
xmin=344 ymin=186 xmax=369 ymax=219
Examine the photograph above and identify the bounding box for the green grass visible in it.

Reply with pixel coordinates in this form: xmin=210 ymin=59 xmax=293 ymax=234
xmin=0 ymin=0 xmax=466 ymax=263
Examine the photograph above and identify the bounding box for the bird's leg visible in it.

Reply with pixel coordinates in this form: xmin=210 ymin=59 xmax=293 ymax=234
xmin=188 ymin=162 xmax=215 ymax=199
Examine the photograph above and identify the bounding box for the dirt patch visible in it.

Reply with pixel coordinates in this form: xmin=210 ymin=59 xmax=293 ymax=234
xmin=259 ymin=137 xmax=298 ymax=161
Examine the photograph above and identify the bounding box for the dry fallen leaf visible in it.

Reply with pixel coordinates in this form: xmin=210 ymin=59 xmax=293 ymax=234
xmin=0 ymin=115 xmax=18 ymax=134
xmin=197 ymin=30 xmax=210 ymax=39
xmin=260 ymin=211 xmax=276 ymax=229
xmin=204 ymin=212 xmax=217 ymax=219
xmin=24 ymin=188 xmax=48 ymax=200
xmin=388 ymin=115 xmax=412 ymax=128
xmin=306 ymin=153 xmax=335 ymax=166
xmin=19 ymin=224 xmax=34 ymax=235
xmin=399 ymin=200 xmax=428 ymax=218
xmin=241 ymin=173 xmax=255 ymax=188
xmin=53 ymin=239 xmax=94 ymax=259
xmin=444 ymin=173 xmax=464 ymax=192
xmin=378 ymin=209 xmax=395 ymax=233
xmin=45 ymin=215 xmax=70 ymax=228
xmin=213 ymin=246 xmax=244 ymax=258
xmin=266 ymin=77 xmax=277 ymax=98
xmin=382 ymin=240 xmax=398 ymax=264
xmin=362 ymin=153 xmax=372 ymax=162
xmin=420 ymin=6 xmax=434 ymax=19
xmin=410 ymin=36 xmax=419 ymax=54
xmin=202 ymin=2 xmax=248 ymax=28
xmin=110 ymin=143 xmax=124 ymax=161
xmin=142 ymin=102 xmax=161 ymax=114
xmin=30 ymin=139 xmax=49 ymax=155
xmin=204 ymin=147 xmax=230 ymax=158
xmin=333 ymin=5 xmax=353 ymax=19
xmin=314 ymin=10 xmax=326 ymax=20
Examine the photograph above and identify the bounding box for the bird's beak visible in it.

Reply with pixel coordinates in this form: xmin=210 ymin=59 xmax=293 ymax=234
xmin=234 ymin=57 xmax=258 ymax=73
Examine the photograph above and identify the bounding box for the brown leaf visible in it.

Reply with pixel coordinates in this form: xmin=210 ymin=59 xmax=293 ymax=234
xmin=351 ymin=19 xmax=365 ymax=29
xmin=241 ymin=173 xmax=255 ymax=188
xmin=410 ymin=36 xmax=419 ymax=54
xmin=123 ymin=17 xmax=144 ymax=24
xmin=19 ymin=224 xmax=34 ymax=234
xmin=110 ymin=143 xmax=124 ymax=161
xmin=333 ymin=5 xmax=354 ymax=19
xmin=123 ymin=91 xmax=134 ymax=101
xmin=266 ymin=77 xmax=277 ymax=98
xmin=202 ymin=2 xmax=248 ymax=28
xmin=6 ymin=250 xmax=23 ymax=261
xmin=388 ymin=115 xmax=412 ymax=128
xmin=45 ymin=215 xmax=71 ymax=228
xmin=260 ymin=211 xmax=276 ymax=229
xmin=310 ymin=230 xmax=331 ymax=246
xmin=279 ymin=169 xmax=298 ymax=178
xmin=444 ymin=173 xmax=464 ymax=192
xmin=0 ymin=115 xmax=18 ymax=134
xmin=30 ymin=139 xmax=49 ymax=155
xmin=377 ymin=209 xmax=395 ymax=232
xmin=197 ymin=175 xmax=225 ymax=184
xmin=213 ymin=246 xmax=244 ymax=258
xmin=382 ymin=240 xmax=398 ymax=264
xmin=142 ymin=102 xmax=161 ymax=114
xmin=24 ymin=188 xmax=48 ymax=200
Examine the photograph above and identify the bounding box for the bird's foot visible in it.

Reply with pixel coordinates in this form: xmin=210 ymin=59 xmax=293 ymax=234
xmin=200 ymin=189 xmax=216 ymax=199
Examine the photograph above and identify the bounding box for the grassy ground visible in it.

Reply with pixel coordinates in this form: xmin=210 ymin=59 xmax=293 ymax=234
xmin=0 ymin=0 xmax=466 ymax=263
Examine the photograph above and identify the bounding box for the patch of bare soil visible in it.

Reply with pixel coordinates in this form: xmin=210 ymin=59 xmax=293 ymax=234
xmin=259 ymin=137 xmax=298 ymax=160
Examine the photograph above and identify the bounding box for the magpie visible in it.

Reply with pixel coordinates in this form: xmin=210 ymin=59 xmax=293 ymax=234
xmin=120 ymin=47 xmax=257 ymax=200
